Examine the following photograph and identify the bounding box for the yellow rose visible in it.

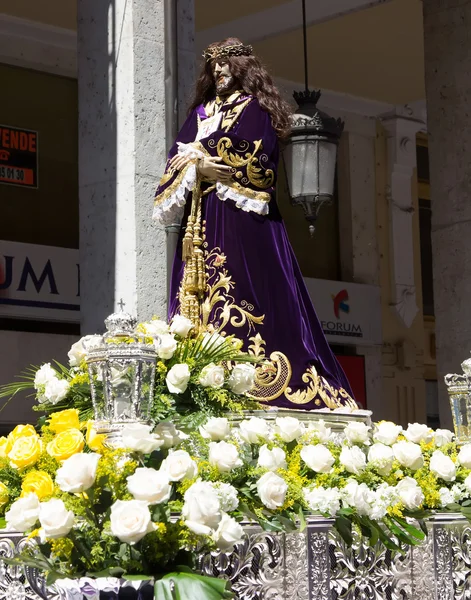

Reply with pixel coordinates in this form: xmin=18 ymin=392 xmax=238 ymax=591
xmin=0 ymin=437 xmax=8 ymax=458
xmin=8 ymin=435 xmax=42 ymax=469
xmin=48 ymin=409 xmax=80 ymax=433
xmin=85 ymin=420 xmax=106 ymax=452
xmin=21 ymin=470 xmax=54 ymax=500
xmin=7 ymin=424 xmax=37 ymax=452
xmin=47 ymin=428 xmax=84 ymax=461
xmin=0 ymin=482 xmax=9 ymax=507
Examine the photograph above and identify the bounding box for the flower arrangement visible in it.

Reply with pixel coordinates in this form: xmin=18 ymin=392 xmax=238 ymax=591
xmin=0 ymin=314 xmax=261 ymax=430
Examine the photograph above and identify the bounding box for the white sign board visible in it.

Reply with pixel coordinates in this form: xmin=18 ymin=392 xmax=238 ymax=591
xmin=0 ymin=240 xmax=80 ymax=322
xmin=304 ymin=277 xmax=382 ymax=346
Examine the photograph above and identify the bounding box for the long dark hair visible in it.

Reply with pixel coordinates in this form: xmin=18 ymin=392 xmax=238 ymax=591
xmin=189 ymin=38 xmax=292 ymax=139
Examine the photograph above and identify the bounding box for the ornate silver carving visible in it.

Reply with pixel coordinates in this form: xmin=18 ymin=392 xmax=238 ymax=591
xmin=199 ymin=525 xmax=284 ymax=598
xmin=284 ymin=531 xmax=309 ymax=600
xmin=0 ymin=533 xmax=40 ymax=600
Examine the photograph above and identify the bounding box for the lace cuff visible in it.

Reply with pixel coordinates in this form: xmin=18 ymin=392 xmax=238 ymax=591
xmin=215 ymin=182 xmax=270 ymax=216
xmin=153 ymin=163 xmax=197 ymax=225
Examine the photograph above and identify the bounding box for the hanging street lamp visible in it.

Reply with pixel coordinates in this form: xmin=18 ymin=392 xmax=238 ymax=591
xmin=283 ymin=0 xmax=345 ymax=237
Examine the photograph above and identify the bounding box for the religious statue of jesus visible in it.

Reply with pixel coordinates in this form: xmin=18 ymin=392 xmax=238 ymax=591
xmin=153 ymin=38 xmax=355 ymax=411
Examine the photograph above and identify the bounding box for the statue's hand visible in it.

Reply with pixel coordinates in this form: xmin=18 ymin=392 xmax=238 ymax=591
xmin=168 ymin=153 xmax=193 ymax=172
xmin=197 ymin=157 xmax=233 ymax=184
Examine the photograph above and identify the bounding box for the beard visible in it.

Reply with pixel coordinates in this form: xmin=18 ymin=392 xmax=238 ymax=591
xmin=215 ymin=74 xmax=237 ymax=95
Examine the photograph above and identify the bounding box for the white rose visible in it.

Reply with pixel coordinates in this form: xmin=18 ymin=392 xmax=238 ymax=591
xmin=143 ymin=319 xmax=169 ymax=337
xmin=127 ymin=468 xmax=172 ymax=504
xmin=68 ymin=335 xmax=102 ymax=367
xmin=6 ymin=494 xmax=40 ymax=532
xmin=256 ymin=471 xmax=288 ymax=510
xmin=404 ymin=423 xmax=433 ymax=444
xmin=212 ymin=513 xmax=244 ymax=551
xmin=275 ymin=417 xmax=305 ymax=443
xmin=303 ymin=486 xmax=341 ymax=516
xmin=434 ymin=429 xmax=454 ymax=447
xmin=155 ymin=334 xmax=177 ymax=360
xmin=228 ymin=364 xmax=256 ymax=394
xmin=154 ymin=422 xmax=183 ymax=449
xmin=110 ymin=500 xmax=155 ymax=544
xmin=457 ymin=444 xmax=471 ymax=468
xmin=341 ymin=480 xmax=374 ymax=516
xmin=373 ymin=421 xmax=403 ymax=446
xmin=430 ymin=450 xmax=456 ymax=482
xmin=344 ymin=422 xmax=371 ymax=445
xmin=199 ymin=417 xmax=231 ymax=441
xmin=56 ymin=453 xmax=100 ymax=493
xmin=392 ymin=441 xmax=424 ymax=471
xmin=166 ymin=363 xmax=191 ymax=394
xmin=258 ymin=445 xmax=287 ymax=471
xmin=161 ymin=450 xmax=198 ymax=481
xmin=209 ymin=441 xmax=243 ymax=473
xmin=214 ymin=483 xmax=239 ymax=512
xmin=367 ymin=443 xmax=395 ymax=475
xmin=170 ymin=315 xmax=193 ymax=338
xmin=439 ymin=487 xmax=455 ymax=508
xmin=43 ymin=378 xmax=70 ymax=405
xmin=34 ymin=363 xmax=57 ymax=389
xmin=39 ymin=499 xmax=74 ymax=539
xmin=464 ymin=473 xmax=471 ymax=494
xmin=182 ymin=480 xmax=222 ymax=535
xmin=339 ymin=446 xmax=367 ymax=475
xmin=396 ymin=477 xmax=425 ymax=510
xmin=301 ymin=444 xmax=335 ymax=473
xmin=239 ymin=417 xmax=270 ymax=444
xmin=307 ymin=420 xmax=332 ymax=443
xmin=199 ymin=364 xmax=225 ymax=389
xmin=201 ymin=331 xmax=226 ymax=351
xmin=122 ymin=423 xmax=164 ymax=454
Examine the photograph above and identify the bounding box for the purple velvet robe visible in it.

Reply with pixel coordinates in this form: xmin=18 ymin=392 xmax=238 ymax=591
xmin=154 ymin=94 xmax=354 ymax=410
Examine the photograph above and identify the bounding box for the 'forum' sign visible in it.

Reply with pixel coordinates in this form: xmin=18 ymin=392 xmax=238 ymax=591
xmin=0 ymin=241 xmax=79 ymax=322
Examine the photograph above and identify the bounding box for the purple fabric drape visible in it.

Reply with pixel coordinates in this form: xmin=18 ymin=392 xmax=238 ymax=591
xmin=156 ymin=95 xmax=355 ymax=410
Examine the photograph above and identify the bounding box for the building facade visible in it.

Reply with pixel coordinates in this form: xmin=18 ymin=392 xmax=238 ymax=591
xmin=0 ymin=0 xmax=461 ymax=432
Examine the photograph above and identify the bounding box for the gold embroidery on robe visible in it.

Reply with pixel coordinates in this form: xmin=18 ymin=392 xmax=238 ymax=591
xmin=285 ymin=365 xmax=357 ymax=409
xmin=221 ymin=98 xmax=252 ymax=132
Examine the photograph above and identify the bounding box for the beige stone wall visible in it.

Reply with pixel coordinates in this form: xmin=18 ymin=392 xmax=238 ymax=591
xmin=375 ymin=122 xmax=426 ymax=426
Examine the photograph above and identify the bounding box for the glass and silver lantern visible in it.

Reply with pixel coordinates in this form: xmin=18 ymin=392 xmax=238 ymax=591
xmin=283 ymin=90 xmax=344 ymax=236
xmin=85 ymin=310 xmax=157 ymax=446
xmin=445 ymin=370 xmax=471 ymax=444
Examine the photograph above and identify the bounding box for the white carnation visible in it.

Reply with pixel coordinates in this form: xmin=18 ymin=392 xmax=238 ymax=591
xmin=214 ymin=482 xmax=239 ymax=512
xmin=43 ymin=378 xmax=70 ymax=405
xmin=34 ymin=363 xmax=57 ymax=389
xmin=303 ymin=486 xmax=341 ymax=516
xmin=439 ymin=487 xmax=455 ymax=508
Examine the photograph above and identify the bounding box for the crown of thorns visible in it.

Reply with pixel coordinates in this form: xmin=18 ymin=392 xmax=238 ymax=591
xmin=203 ymin=43 xmax=253 ymax=62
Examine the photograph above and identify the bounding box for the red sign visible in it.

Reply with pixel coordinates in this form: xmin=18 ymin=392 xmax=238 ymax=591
xmin=0 ymin=125 xmax=38 ymax=188
xmin=336 ymin=354 xmax=367 ymax=409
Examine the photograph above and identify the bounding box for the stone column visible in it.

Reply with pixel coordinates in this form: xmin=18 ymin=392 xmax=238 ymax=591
xmin=423 ymin=0 xmax=471 ymax=428
xmin=78 ymin=0 xmax=168 ymax=333
xmin=337 ymin=115 xmax=382 ymax=415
